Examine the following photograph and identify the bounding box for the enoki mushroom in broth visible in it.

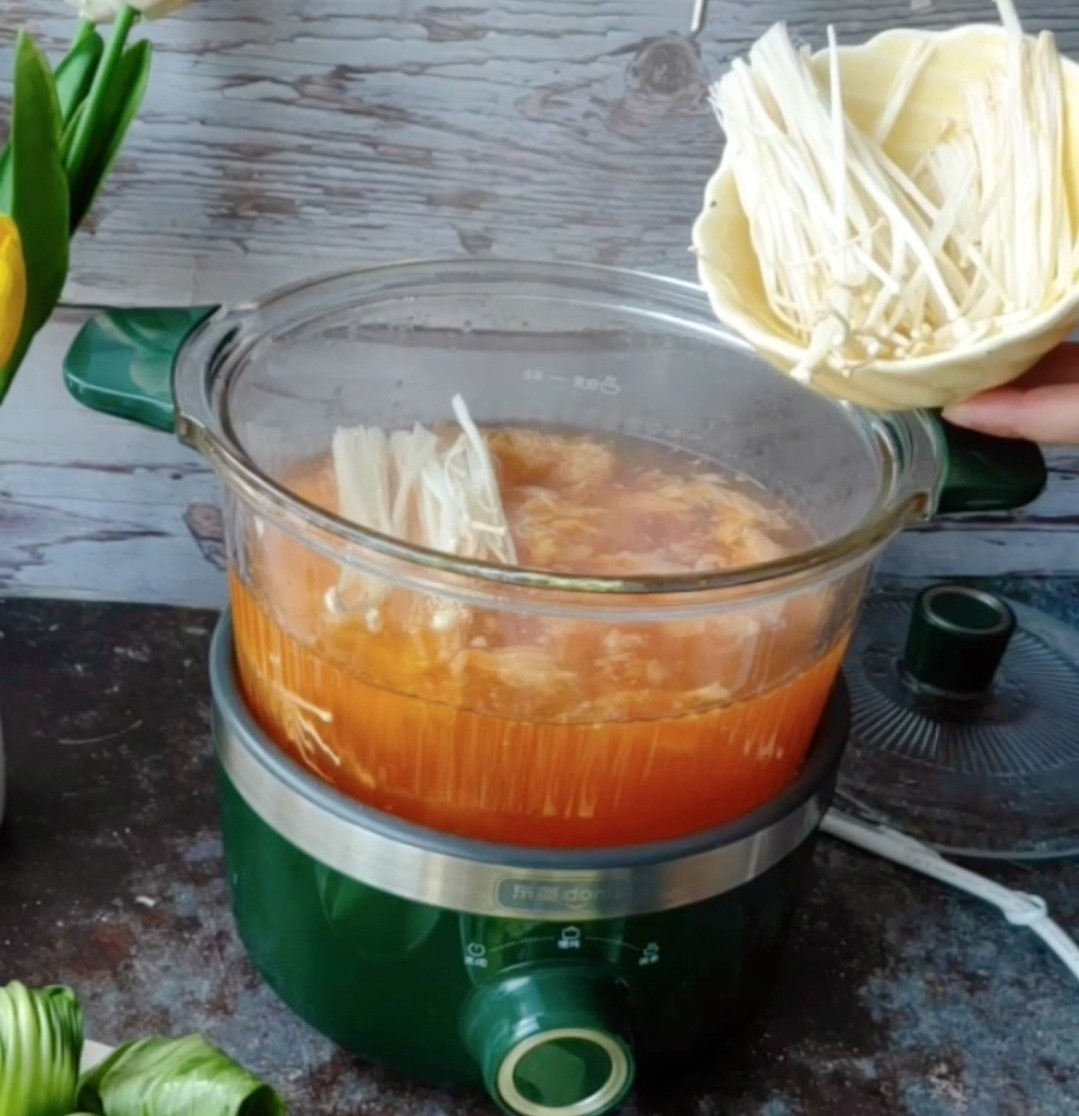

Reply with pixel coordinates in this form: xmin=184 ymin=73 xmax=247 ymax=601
xmin=327 ymin=394 xmax=517 ymax=633
xmin=229 ymin=400 xmax=854 ymax=847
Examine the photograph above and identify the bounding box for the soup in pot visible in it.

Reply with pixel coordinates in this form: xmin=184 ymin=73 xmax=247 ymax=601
xmin=230 ymin=424 xmax=852 ymax=848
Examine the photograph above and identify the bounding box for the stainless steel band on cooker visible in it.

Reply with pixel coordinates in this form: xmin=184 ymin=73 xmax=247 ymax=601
xmin=211 ymin=613 xmax=841 ymax=921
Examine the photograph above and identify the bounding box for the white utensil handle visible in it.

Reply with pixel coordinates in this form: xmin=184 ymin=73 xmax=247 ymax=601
xmin=822 ymin=809 xmax=1079 ymax=984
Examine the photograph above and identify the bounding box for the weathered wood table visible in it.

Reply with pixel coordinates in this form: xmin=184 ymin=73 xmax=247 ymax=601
xmin=2 ymin=2 xmax=1079 ymax=1114
xmin=2 ymin=0 xmax=1079 ymax=602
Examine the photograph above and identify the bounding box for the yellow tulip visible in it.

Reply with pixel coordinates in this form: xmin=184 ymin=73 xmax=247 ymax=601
xmin=0 ymin=216 xmax=26 ymax=370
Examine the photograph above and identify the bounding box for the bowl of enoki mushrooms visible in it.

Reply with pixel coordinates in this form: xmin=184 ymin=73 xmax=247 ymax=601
xmin=692 ymin=0 xmax=1079 ymax=411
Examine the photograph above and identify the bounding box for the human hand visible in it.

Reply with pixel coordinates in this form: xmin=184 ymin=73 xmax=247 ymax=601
xmin=942 ymin=343 xmax=1079 ymax=446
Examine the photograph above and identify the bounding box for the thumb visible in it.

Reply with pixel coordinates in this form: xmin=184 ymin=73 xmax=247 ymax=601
xmin=943 ymin=383 xmax=1079 ymax=446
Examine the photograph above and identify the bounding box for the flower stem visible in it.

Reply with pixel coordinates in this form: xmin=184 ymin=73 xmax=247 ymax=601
xmin=63 ymin=4 xmax=138 ymax=192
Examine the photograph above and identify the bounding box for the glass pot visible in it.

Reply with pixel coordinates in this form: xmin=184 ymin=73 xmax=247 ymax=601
xmin=63 ymin=260 xmax=1046 ymax=849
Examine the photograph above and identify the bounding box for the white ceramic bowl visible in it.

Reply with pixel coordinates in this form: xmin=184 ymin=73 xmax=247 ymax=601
xmin=692 ymin=24 xmax=1079 ymax=411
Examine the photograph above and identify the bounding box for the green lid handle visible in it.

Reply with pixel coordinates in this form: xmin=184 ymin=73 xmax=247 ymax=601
xmin=63 ymin=305 xmax=218 ymax=432
xmin=935 ymin=417 xmax=1047 ymax=515
xmin=463 ymin=966 xmax=635 ymax=1116
xmin=902 ymin=585 xmax=1017 ymax=696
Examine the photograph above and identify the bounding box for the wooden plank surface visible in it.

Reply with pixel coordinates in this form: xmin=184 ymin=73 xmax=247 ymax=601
xmin=4 ymin=309 xmax=1079 ymax=609
xmin=3 ymin=0 xmax=1078 ymax=304
xmin=2 ymin=1 xmax=1079 ymax=606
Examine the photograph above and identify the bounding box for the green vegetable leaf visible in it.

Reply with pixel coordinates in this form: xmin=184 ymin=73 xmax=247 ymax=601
xmin=0 ymin=981 xmax=84 ymax=1116
xmin=0 ymin=32 xmax=71 ymax=404
xmin=0 ymin=26 xmax=103 ymax=218
xmin=77 ymin=1034 xmax=288 ymax=1116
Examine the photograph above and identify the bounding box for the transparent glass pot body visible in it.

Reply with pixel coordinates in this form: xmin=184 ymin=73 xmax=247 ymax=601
xmin=163 ymin=261 xmax=946 ymax=849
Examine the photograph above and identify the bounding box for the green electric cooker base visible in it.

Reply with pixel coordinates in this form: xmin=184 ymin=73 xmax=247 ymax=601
xmin=220 ymin=772 xmax=819 ymax=1099
xmin=210 ymin=612 xmax=849 ymax=1116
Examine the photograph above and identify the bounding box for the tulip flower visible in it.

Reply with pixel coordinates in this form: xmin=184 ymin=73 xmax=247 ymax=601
xmin=66 ymin=0 xmax=192 ymax=22
xmin=0 ymin=217 xmax=27 ymax=372
xmin=0 ymin=2 xmax=183 ymax=401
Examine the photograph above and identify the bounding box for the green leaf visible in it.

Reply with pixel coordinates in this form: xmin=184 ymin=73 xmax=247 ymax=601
xmin=77 ymin=1034 xmax=288 ymax=1116
xmin=0 ymin=155 xmax=12 ymax=217
xmin=68 ymin=17 xmax=99 ymax=52
xmin=56 ymin=27 xmax=107 ymax=127
xmin=0 ymin=981 xmax=84 ymax=1116
xmin=62 ymin=5 xmax=136 ymax=184
xmin=62 ymin=100 xmax=90 ymax=165
xmin=0 ymin=32 xmax=71 ymax=404
xmin=0 ymin=28 xmax=104 ymax=216
xmin=56 ymin=29 xmax=106 ymax=128
xmin=67 ymin=39 xmax=153 ymax=233
xmin=62 ymin=5 xmax=151 ymax=235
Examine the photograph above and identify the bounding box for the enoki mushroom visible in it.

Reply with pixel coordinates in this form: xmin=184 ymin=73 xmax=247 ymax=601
xmin=328 ymin=394 xmax=517 ymax=631
xmin=708 ymin=0 xmax=1076 ymax=382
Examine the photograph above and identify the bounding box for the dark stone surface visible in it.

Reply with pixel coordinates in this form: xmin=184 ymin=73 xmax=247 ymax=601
xmin=1 ymin=589 xmax=1078 ymax=1116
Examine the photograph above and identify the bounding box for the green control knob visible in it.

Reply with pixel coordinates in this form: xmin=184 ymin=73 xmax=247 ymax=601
xmin=463 ymin=966 xmax=634 ymax=1116
xmin=902 ymin=584 xmax=1017 ymax=696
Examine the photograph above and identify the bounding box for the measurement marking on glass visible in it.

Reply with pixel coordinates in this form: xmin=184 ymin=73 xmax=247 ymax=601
xmin=519 ymin=369 xmax=622 ymax=396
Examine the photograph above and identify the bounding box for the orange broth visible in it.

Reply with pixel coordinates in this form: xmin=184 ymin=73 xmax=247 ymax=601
xmin=231 ymin=427 xmax=851 ymax=848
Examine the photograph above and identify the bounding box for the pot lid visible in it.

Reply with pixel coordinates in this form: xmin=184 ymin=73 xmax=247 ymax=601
xmin=837 ymin=585 xmax=1079 ymax=860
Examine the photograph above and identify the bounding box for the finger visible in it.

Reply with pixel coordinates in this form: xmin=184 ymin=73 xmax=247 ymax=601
xmin=943 ymin=382 xmax=1079 ymax=445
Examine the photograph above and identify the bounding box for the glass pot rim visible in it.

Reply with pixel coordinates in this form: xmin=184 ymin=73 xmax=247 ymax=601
xmin=173 ymin=258 xmax=942 ymax=603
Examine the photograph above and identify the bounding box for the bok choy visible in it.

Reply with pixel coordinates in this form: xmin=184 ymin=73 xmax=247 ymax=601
xmin=77 ymin=1035 xmax=287 ymax=1116
xmin=0 ymin=981 xmax=287 ymax=1116
xmin=0 ymin=983 xmax=84 ymax=1116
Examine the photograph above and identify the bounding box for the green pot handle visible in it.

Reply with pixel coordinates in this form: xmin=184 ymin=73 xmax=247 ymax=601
xmin=63 ymin=308 xmax=1048 ymax=515
xmin=64 ymin=305 xmax=218 ymax=432
xmin=934 ymin=415 xmax=1047 ymax=514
